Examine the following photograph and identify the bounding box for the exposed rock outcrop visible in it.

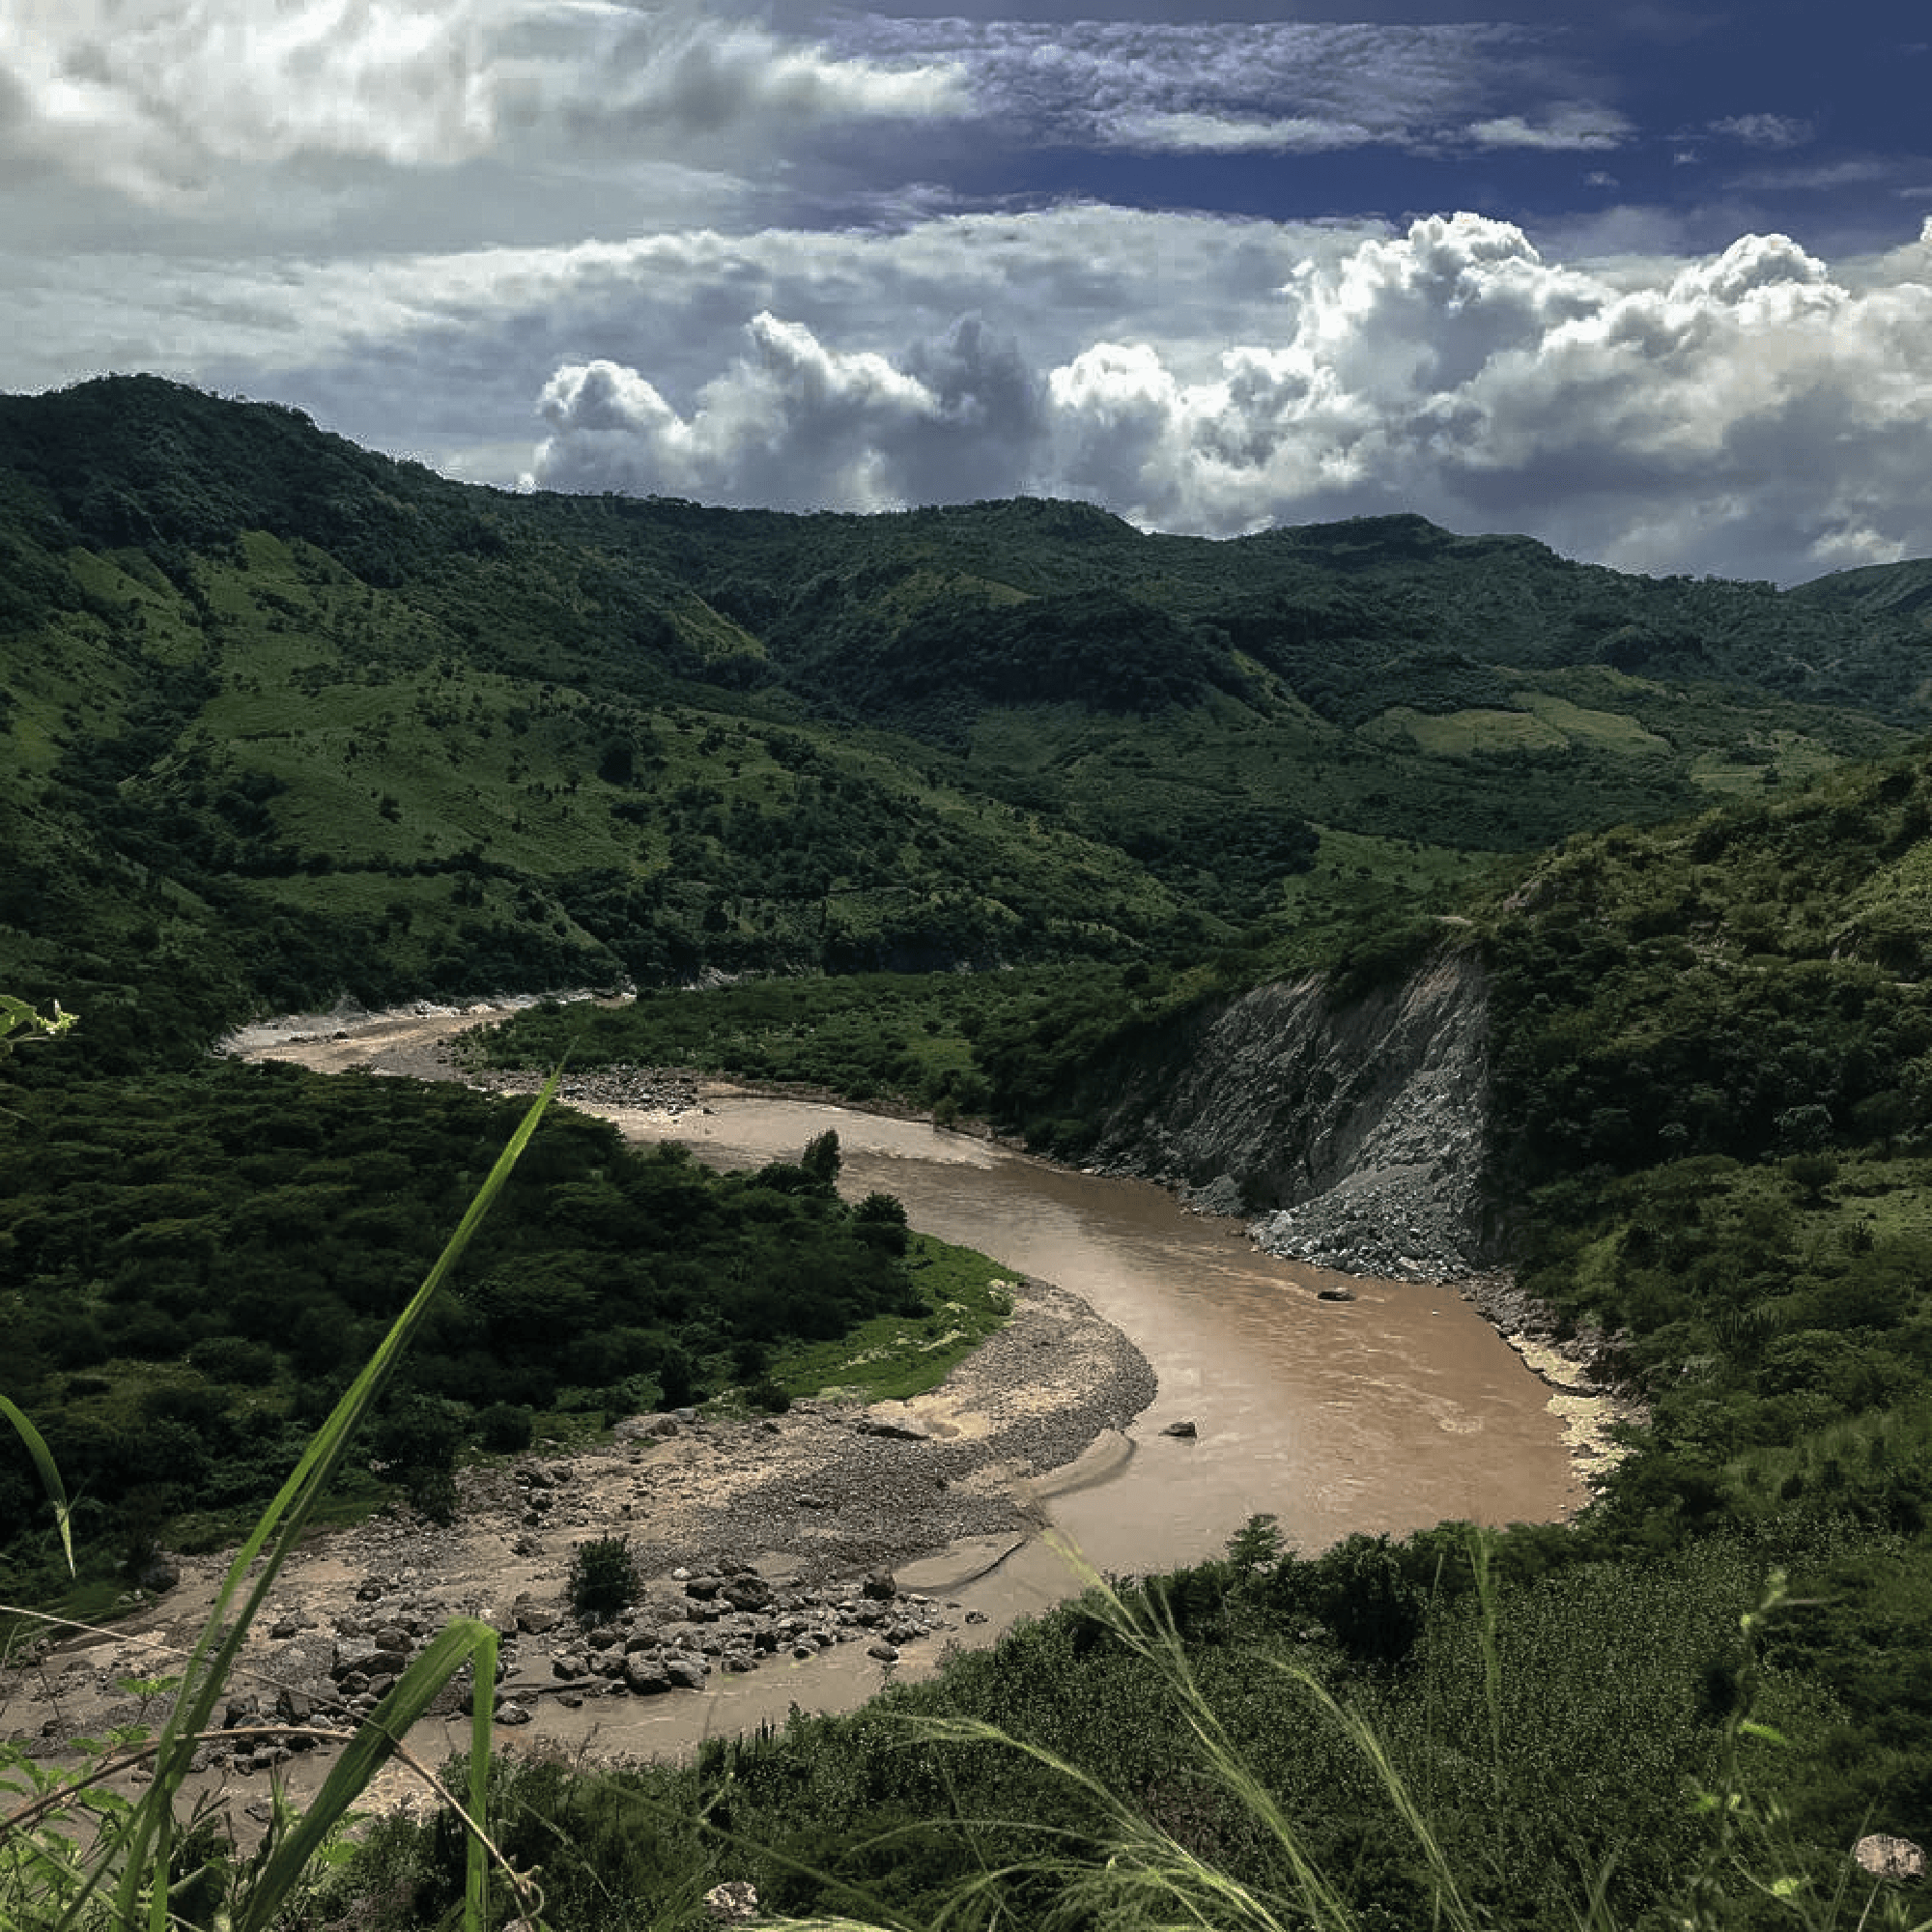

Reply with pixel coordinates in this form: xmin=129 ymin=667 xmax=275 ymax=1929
xmin=1084 ymin=950 xmax=1495 ymax=1279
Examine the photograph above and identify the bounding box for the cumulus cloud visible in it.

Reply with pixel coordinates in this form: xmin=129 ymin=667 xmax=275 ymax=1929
xmin=526 ymin=212 xmax=1932 ymax=583
xmin=0 ymin=0 xmax=964 ymax=205
xmin=533 ymin=312 xmax=1043 ymax=508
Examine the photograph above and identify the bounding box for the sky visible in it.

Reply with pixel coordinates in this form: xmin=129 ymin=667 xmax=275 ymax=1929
xmin=2 ymin=0 xmax=1929 ymax=584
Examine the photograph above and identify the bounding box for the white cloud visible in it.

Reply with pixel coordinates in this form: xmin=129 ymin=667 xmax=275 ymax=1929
xmin=533 ymin=311 xmax=1043 ymax=508
xmin=1112 ymin=111 xmax=1378 ymax=156
xmin=522 ymin=211 xmax=1932 ymax=583
xmin=0 ymin=0 xmax=965 ymax=207
xmin=1709 ymin=113 xmax=1814 ymax=150
xmin=1464 ymin=105 xmax=1632 ymax=152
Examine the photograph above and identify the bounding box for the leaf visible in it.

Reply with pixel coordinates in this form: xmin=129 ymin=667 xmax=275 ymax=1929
xmin=0 ymin=1394 xmax=74 ymax=1578
xmin=233 ymin=1619 xmax=502 ymax=1932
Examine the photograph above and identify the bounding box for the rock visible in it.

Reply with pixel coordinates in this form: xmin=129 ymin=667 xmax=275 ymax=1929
xmin=513 ymin=1598 xmax=560 ymax=1635
xmin=1161 ymin=1420 xmax=1198 ymax=1438
xmin=703 ymin=1880 xmax=759 ymax=1923
xmin=663 ymin=1656 xmax=708 ymax=1690
xmin=1854 ymin=1834 xmax=1927 ymax=1880
xmin=861 ymin=1571 xmax=897 ymax=1601
xmin=137 ymin=1555 xmax=181 ymax=1594
xmin=334 ymin=1644 xmax=409 ymax=1680
xmin=623 ymin=1657 xmax=672 ymax=1695
xmin=721 ymin=1576 xmax=775 ymax=1612
xmin=495 ymin=1700 xmax=533 ymax=1726
xmin=1317 ymin=1287 xmax=1356 ymax=1303
xmin=867 ymin=1643 xmax=900 ymax=1663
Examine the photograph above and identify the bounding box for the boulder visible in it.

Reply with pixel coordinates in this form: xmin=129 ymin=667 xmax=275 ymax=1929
xmin=703 ymin=1881 xmax=759 ymax=1924
xmin=721 ymin=1575 xmax=775 ymax=1612
xmin=623 ymin=1656 xmax=672 ymax=1695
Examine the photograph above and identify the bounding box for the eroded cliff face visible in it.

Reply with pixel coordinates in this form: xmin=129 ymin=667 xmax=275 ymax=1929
xmin=1084 ymin=949 xmax=1495 ymax=1279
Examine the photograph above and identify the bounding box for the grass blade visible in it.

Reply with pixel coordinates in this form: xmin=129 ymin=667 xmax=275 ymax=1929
xmin=234 ymin=1620 xmax=510 ymax=1932
xmin=468 ymin=1624 xmax=498 ymax=1932
xmin=0 ymin=1395 xmax=73 ymax=1579
xmin=88 ymin=1073 xmax=559 ymax=1932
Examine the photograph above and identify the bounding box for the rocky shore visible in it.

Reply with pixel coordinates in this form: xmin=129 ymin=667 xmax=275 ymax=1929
xmin=1 ymin=1277 xmax=1156 ymax=1790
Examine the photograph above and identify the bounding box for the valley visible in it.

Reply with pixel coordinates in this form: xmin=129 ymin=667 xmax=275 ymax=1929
xmin=7 ymin=377 xmax=1932 ymax=1926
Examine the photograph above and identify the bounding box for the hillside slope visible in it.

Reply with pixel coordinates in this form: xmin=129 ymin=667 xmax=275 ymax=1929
xmin=3 ymin=373 xmax=1929 ymax=1072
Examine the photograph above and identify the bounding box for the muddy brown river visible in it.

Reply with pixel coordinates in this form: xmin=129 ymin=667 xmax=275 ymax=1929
xmin=213 ymin=1010 xmax=1585 ymax=1769
xmin=611 ymin=1092 xmax=1580 ymax=1577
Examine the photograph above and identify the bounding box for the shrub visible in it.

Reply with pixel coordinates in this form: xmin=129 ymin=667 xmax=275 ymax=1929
xmin=475 ymin=1401 xmax=535 ymax=1454
xmin=568 ymin=1534 xmax=639 ymax=1622
xmin=747 ymin=1376 xmax=792 ymax=1415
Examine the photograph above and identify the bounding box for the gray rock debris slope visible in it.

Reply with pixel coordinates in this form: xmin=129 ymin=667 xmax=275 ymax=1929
xmin=1087 ymin=950 xmax=1493 ymax=1280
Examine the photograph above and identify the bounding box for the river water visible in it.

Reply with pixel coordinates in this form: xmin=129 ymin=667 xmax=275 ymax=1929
xmin=610 ymin=1092 xmax=1579 ymax=1580
xmin=242 ymin=1018 xmax=1582 ymax=1759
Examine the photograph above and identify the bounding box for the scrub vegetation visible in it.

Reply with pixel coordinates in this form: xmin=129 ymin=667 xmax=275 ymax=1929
xmin=8 ymin=376 xmax=1932 ymax=1925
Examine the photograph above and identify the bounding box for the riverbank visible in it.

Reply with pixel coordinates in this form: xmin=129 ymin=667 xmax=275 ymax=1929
xmin=228 ymin=996 xmax=1632 ymax=1504
xmin=1 ymin=1269 xmax=1155 ymax=1820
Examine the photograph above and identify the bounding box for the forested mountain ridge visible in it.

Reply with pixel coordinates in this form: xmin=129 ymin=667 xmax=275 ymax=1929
xmin=3 ymin=373 xmax=1929 ymax=1071
xmin=11 ymin=375 xmax=1932 ymax=1924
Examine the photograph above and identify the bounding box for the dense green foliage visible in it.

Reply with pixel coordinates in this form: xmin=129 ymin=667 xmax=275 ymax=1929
xmin=0 ymin=1063 xmax=998 ymax=1596
xmin=14 ymin=376 xmax=1932 ymax=1927
xmin=473 ymin=964 xmax=1212 ymax=1156
xmin=3 ymin=376 xmax=1924 ymax=1075
xmin=1458 ymin=745 xmax=1932 ymax=1889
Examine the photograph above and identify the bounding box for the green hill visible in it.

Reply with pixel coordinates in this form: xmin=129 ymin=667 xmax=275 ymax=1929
xmin=3 ymin=374 xmax=1928 ymax=1069
xmin=10 ymin=375 xmax=1932 ymax=1926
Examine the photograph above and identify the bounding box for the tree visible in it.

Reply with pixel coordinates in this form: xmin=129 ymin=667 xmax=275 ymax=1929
xmin=801 ymin=1129 xmax=841 ymax=1188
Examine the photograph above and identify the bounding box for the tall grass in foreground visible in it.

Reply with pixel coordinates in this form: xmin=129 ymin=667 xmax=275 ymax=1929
xmin=851 ymin=1543 xmax=1931 ymax=1932
xmin=315 ymin=1530 xmax=1932 ymax=1932
xmin=692 ymin=1538 xmax=1913 ymax=1932
xmin=0 ymin=1064 xmax=561 ymax=1931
